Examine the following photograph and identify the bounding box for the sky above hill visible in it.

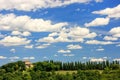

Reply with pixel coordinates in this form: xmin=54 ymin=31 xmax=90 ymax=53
xmin=0 ymin=0 xmax=120 ymax=65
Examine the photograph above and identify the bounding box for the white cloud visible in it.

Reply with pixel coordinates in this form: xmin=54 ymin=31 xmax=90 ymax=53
xmin=67 ymin=27 xmax=97 ymax=39
xmin=0 ymin=13 xmax=68 ymax=32
xmin=96 ymin=48 xmax=104 ymax=51
xmin=112 ymin=34 xmax=120 ymax=38
xmin=54 ymin=31 xmax=71 ymax=42
xmin=116 ymin=44 xmax=120 ymax=47
xmin=108 ymin=13 xmax=120 ymax=19
xmin=43 ymin=56 xmax=48 ymax=59
xmin=63 ymin=53 xmax=74 ymax=57
xmin=67 ymin=44 xmax=82 ymax=49
xmin=0 ymin=0 xmax=93 ymax=11
xmin=48 ymin=32 xmax=58 ymax=37
xmin=84 ymin=18 xmax=110 ymax=27
xmin=37 ymin=37 xmax=57 ymax=43
xmin=37 ymin=27 xmax=97 ymax=43
xmin=58 ymin=49 xmax=71 ymax=53
xmin=35 ymin=43 xmax=50 ymax=49
xmin=0 ymin=36 xmax=31 ymax=46
xmin=90 ymin=58 xmax=106 ymax=62
xmin=24 ymin=45 xmax=33 ymax=49
xmin=10 ymin=48 xmax=16 ymax=53
xmin=9 ymin=56 xmax=19 ymax=61
xmin=109 ymin=27 xmax=120 ymax=34
xmin=103 ymin=36 xmax=118 ymax=41
xmin=29 ymin=57 xmax=35 ymax=60
xmin=92 ymin=4 xmax=120 ymax=19
xmin=95 ymin=0 xmax=103 ymax=3
xmin=83 ymin=57 xmax=87 ymax=59
xmin=103 ymin=57 xmax=108 ymax=59
xmin=0 ymin=33 xmax=6 ymax=38
xmin=69 ymin=27 xmax=90 ymax=37
xmin=0 ymin=56 xmax=7 ymax=59
xmin=84 ymin=32 xmax=97 ymax=38
xmin=23 ymin=31 xmax=31 ymax=36
xmin=11 ymin=31 xmax=21 ymax=35
xmin=86 ymin=40 xmax=114 ymax=45
xmin=109 ymin=27 xmax=120 ymax=38
xmin=23 ymin=56 xmax=35 ymax=60
xmin=113 ymin=58 xmax=120 ymax=61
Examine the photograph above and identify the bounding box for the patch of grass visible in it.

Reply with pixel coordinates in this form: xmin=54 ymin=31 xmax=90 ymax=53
xmin=55 ymin=70 xmax=104 ymax=74
xmin=55 ymin=70 xmax=77 ymax=74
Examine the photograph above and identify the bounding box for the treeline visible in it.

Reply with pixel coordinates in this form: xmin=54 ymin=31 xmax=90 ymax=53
xmin=0 ymin=60 xmax=120 ymax=72
xmin=0 ymin=60 xmax=120 ymax=80
xmin=0 ymin=61 xmax=26 ymax=73
xmin=33 ymin=60 xmax=120 ymax=71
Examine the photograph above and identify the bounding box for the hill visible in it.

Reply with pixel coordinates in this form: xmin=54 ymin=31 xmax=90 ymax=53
xmin=0 ymin=60 xmax=120 ymax=80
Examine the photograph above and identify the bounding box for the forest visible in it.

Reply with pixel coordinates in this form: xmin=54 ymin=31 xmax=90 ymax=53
xmin=0 ymin=60 xmax=120 ymax=80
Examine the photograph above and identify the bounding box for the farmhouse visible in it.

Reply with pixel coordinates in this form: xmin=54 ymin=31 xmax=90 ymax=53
xmin=24 ymin=60 xmax=33 ymax=68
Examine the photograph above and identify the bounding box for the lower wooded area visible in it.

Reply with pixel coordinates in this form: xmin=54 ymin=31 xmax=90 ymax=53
xmin=0 ymin=60 xmax=120 ymax=80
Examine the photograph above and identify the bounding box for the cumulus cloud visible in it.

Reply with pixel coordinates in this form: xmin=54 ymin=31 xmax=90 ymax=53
xmin=23 ymin=56 xmax=35 ymax=60
xmin=83 ymin=57 xmax=87 ymax=59
xmin=10 ymin=48 xmax=16 ymax=53
xmin=11 ymin=31 xmax=31 ymax=36
xmin=58 ymin=49 xmax=71 ymax=53
xmin=84 ymin=18 xmax=110 ymax=27
xmin=37 ymin=27 xmax=97 ymax=43
xmin=96 ymin=48 xmax=104 ymax=51
xmin=69 ymin=27 xmax=89 ymax=36
xmin=48 ymin=32 xmax=58 ymax=37
xmin=92 ymin=4 xmax=120 ymax=19
xmin=68 ymin=27 xmax=97 ymax=39
xmin=24 ymin=45 xmax=33 ymax=49
xmin=0 ymin=33 xmax=5 ymax=38
xmin=86 ymin=40 xmax=114 ymax=45
xmin=35 ymin=43 xmax=50 ymax=49
xmin=0 ymin=56 xmax=7 ymax=59
xmin=0 ymin=36 xmax=31 ymax=46
xmin=9 ymin=56 xmax=20 ymax=61
xmin=11 ymin=31 xmax=21 ymax=35
xmin=63 ymin=53 xmax=74 ymax=57
xmin=43 ymin=56 xmax=48 ymax=59
xmin=29 ymin=57 xmax=35 ymax=60
xmin=37 ymin=37 xmax=57 ymax=43
xmin=103 ymin=36 xmax=118 ymax=41
xmin=67 ymin=44 xmax=82 ymax=49
xmin=0 ymin=0 xmax=93 ymax=11
xmin=109 ymin=27 xmax=120 ymax=34
xmin=95 ymin=0 xmax=103 ymax=3
xmin=90 ymin=58 xmax=106 ymax=62
xmin=0 ymin=13 xmax=68 ymax=32
xmin=109 ymin=27 xmax=120 ymax=37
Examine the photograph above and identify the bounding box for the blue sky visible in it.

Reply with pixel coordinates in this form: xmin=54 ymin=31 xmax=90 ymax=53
xmin=0 ymin=0 xmax=120 ymax=65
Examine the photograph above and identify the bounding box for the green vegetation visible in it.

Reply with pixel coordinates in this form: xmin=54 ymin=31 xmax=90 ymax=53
xmin=56 ymin=70 xmax=77 ymax=74
xmin=0 ymin=60 xmax=120 ymax=80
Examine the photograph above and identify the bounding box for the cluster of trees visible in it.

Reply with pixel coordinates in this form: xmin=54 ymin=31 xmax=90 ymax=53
xmin=33 ymin=60 xmax=120 ymax=71
xmin=0 ymin=61 xmax=25 ymax=72
xmin=29 ymin=70 xmax=102 ymax=80
xmin=0 ymin=60 xmax=120 ymax=80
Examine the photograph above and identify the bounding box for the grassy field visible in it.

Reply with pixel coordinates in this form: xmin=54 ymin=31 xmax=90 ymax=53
xmin=55 ymin=70 xmax=120 ymax=80
xmin=55 ymin=70 xmax=77 ymax=74
xmin=55 ymin=70 xmax=103 ymax=74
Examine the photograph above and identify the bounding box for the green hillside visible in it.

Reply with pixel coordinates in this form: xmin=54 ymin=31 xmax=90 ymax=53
xmin=0 ymin=60 xmax=120 ymax=80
